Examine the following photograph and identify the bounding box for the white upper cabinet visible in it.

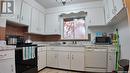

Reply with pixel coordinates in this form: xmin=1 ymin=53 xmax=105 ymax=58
xmin=38 ymin=12 xmax=45 ymax=34
xmin=20 ymin=1 xmax=32 ymax=26
xmin=113 ymin=0 xmax=124 ymax=15
xmin=87 ymin=7 xmax=105 ymax=26
xmin=29 ymin=8 xmax=45 ymax=34
xmin=45 ymin=13 xmax=60 ymax=34
xmin=13 ymin=0 xmax=23 ymax=22
xmin=30 ymin=8 xmax=39 ymax=33
xmin=104 ymin=0 xmax=124 ymax=24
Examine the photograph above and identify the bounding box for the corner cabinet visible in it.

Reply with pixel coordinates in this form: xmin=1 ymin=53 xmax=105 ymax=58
xmin=47 ymin=50 xmax=58 ymax=68
xmin=104 ymin=0 xmax=124 ymax=24
xmin=45 ymin=13 xmax=61 ymax=34
xmin=38 ymin=47 xmax=46 ymax=71
xmin=86 ymin=7 xmax=105 ymax=26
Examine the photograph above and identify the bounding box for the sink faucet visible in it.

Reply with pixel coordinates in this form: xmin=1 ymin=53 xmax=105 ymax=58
xmin=72 ymin=41 xmax=77 ymax=44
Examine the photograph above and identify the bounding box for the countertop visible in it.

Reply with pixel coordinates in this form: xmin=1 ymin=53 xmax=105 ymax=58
xmin=0 ymin=46 xmax=16 ymax=51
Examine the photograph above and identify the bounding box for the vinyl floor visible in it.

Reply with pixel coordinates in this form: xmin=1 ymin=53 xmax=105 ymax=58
xmin=39 ymin=68 xmax=82 ymax=73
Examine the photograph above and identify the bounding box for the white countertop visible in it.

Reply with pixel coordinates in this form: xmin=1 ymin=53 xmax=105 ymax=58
xmin=0 ymin=45 xmax=16 ymax=51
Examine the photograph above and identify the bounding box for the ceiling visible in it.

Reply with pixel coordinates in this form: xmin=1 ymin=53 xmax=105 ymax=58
xmin=35 ymin=0 xmax=102 ymax=8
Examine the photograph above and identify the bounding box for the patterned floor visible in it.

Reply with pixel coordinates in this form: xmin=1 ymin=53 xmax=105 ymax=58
xmin=39 ymin=68 xmax=82 ymax=73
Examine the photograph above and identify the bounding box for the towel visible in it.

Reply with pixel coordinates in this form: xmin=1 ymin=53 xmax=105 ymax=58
xmin=23 ymin=47 xmax=26 ymax=60
xmin=23 ymin=46 xmax=36 ymax=60
xmin=31 ymin=46 xmax=35 ymax=59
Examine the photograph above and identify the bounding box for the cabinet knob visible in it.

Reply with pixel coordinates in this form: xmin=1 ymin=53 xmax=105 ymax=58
xmin=72 ymin=55 xmax=74 ymax=60
xmin=11 ymin=65 xmax=14 ymax=72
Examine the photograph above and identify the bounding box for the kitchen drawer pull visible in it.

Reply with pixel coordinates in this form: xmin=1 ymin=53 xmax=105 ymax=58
xmin=86 ymin=49 xmax=93 ymax=51
xmin=0 ymin=54 xmax=7 ymax=57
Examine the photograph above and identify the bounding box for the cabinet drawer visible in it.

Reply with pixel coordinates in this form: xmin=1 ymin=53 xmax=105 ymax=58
xmin=38 ymin=47 xmax=46 ymax=52
xmin=0 ymin=50 xmax=15 ymax=60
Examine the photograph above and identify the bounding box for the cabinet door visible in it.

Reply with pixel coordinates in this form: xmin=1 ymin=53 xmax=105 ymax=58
xmin=38 ymin=51 xmax=46 ymax=71
xmin=70 ymin=52 xmax=84 ymax=71
xmin=107 ymin=52 xmax=116 ymax=72
xmin=58 ymin=51 xmax=70 ymax=69
xmin=45 ymin=13 xmax=60 ymax=34
xmin=30 ymin=8 xmax=39 ymax=33
xmin=20 ymin=1 xmax=32 ymax=26
xmin=113 ymin=0 xmax=124 ymax=14
xmin=47 ymin=51 xmax=58 ymax=68
xmin=108 ymin=0 xmax=115 ymax=19
xmin=104 ymin=0 xmax=111 ymax=23
xmin=0 ymin=59 xmax=15 ymax=73
xmin=38 ymin=12 xmax=45 ymax=34
xmin=87 ymin=8 xmax=105 ymax=26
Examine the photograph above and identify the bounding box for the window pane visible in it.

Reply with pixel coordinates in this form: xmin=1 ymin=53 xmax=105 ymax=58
xmin=64 ymin=21 xmax=74 ymax=39
xmin=64 ymin=17 xmax=86 ymax=39
xmin=74 ymin=18 xmax=86 ymax=39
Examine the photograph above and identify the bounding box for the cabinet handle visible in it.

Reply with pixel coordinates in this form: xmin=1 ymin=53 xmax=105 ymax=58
xmin=72 ymin=55 xmax=74 ymax=60
xmin=114 ymin=6 xmax=117 ymax=13
xmin=67 ymin=53 xmax=69 ymax=59
xmin=17 ymin=15 xmax=20 ymax=19
xmin=55 ymin=54 xmax=57 ymax=58
xmin=0 ymin=54 xmax=7 ymax=57
xmin=89 ymin=20 xmax=91 ymax=23
xmin=11 ymin=65 xmax=14 ymax=72
xmin=112 ymin=9 xmax=115 ymax=14
xmin=21 ymin=16 xmax=23 ymax=20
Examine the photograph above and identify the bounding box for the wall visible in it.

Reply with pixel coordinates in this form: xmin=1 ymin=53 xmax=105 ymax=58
xmin=88 ymin=26 xmax=114 ymax=41
xmin=115 ymin=17 xmax=130 ymax=60
xmin=45 ymin=1 xmax=104 ymax=38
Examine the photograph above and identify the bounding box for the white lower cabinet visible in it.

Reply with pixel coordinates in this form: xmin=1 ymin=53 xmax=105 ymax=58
xmin=58 ymin=51 xmax=70 ymax=69
xmin=0 ymin=50 xmax=15 ymax=73
xmin=47 ymin=47 xmax=85 ymax=71
xmin=0 ymin=59 xmax=15 ymax=73
xmin=38 ymin=47 xmax=46 ymax=71
xmin=70 ymin=52 xmax=84 ymax=71
xmin=47 ymin=51 xmax=58 ymax=68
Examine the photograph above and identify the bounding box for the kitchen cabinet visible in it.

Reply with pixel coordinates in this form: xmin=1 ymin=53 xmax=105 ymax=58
xmin=107 ymin=48 xmax=116 ymax=72
xmin=104 ymin=0 xmax=124 ymax=24
xmin=48 ymin=46 xmax=85 ymax=71
xmin=0 ymin=59 xmax=15 ymax=73
xmin=29 ymin=8 xmax=39 ymax=33
xmin=58 ymin=51 xmax=70 ymax=69
xmin=45 ymin=13 xmax=60 ymax=34
xmin=47 ymin=50 xmax=58 ymax=68
xmin=87 ymin=7 xmax=105 ymax=26
xmin=29 ymin=8 xmax=45 ymax=34
xmin=104 ymin=0 xmax=111 ymax=23
xmin=113 ymin=0 xmax=124 ymax=15
xmin=0 ymin=50 xmax=15 ymax=73
xmin=70 ymin=52 xmax=84 ymax=71
xmin=38 ymin=12 xmax=45 ymax=34
xmin=38 ymin=47 xmax=46 ymax=71
xmin=20 ymin=1 xmax=32 ymax=26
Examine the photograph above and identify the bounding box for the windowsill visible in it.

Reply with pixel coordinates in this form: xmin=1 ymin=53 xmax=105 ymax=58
xmin=61 ymin=34 xmax=91 ymax=41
